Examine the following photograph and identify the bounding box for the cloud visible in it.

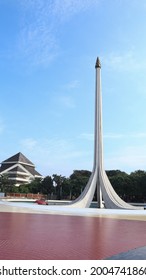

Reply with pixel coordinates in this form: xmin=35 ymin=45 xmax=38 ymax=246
xmin=102 ymin=50 xmax=146 ymax=72
xmin=19 ymin=26 xmax=58 ymax=66
xmin=20 ymin=138 xmax=37 ymax=150
xmin=52 ymin=0 xmax=99 ymax=21
xmin=104 ymin=132 xmax=146 ymax=139
xmin=79 ymin=131 xmax=146 ymax=172
xmin=53 ymin=80 xmax=79 ymax=108
xmin=20 ymin=136 xmax=91 ymax=176
xmin=104 ymin=133 xmax=124 ymax=139
xmin=56 ymin=95 xmax=76 ymax=108
xmin=18 ymin=0 xmax=99 ymax=67
xmin=79 ymin=133 xmax=94 ymax=141
xmin=18 ymin=2 xmax=58 ymax=66
xmin=130 ymin=132 xmax=146 ymax=138
xmin=63 ymin=80 xmax=79 ymax=90
xmin=105 ymin=145 xmax=146 ymax=173
xmin=80 ymin=131 xmax=146 ymax=141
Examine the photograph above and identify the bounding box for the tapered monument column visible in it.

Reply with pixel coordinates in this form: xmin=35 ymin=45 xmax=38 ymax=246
xmin=68 ymin=57 xmax=143 ymax=209
xmin=94 ymin=58 xmax=103 ymax=208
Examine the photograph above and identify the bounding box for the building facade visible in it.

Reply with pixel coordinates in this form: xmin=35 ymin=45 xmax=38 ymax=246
xmin=0 ymin=152 xmax=42 ymax=186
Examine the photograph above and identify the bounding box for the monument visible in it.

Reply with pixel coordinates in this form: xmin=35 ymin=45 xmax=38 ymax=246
xmin=69 ymin=57 xmax=143 ymax=209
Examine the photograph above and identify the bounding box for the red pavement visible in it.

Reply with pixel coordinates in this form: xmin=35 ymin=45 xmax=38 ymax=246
xmin=0 ymin=212 xmax=146 ymax=260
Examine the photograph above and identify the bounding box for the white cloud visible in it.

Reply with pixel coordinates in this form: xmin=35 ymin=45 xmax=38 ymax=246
xmin=130 ymin=132 xmax=146 ymax=138
xmin=63 ymin=80 xmax=79 ymax=90
xmin=80 ymin=131 xmax=146 ymax=141
xmin=52 ymin=0 xmax=99 ymax=21
xmin=104 ymin=132 xmax=146 ymax=139
xmin=105 ymin=145 xmax=146 ymax=173
xmin=102 ymin=50 xmax=146 ymax=72
xmin=21 ymin=138 xmax=37 ymax=150
xmin=20 ymin=136 xmax=92 ymax=176
xmin=57 ymin=95 xmax=76 ymax=108
xmin=18 ymin=6 xmax=58 ymax=66
xmin=79 ymin=133 xmax=94 ymax=141
xmin=104 ymin=133 xmax=124 ymax=139
xmin=18 ymin=0 xmax=99 ymax=66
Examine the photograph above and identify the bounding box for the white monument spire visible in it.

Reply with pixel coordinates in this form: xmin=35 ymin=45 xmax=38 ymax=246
xmin=69 ymin=57 xmax=143 ymax=209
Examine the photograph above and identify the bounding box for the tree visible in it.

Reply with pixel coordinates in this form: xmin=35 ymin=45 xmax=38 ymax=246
xmin=129 ymin=170 xmax=146 ymax=202
xmin=106 ymin=170 xmax=132 ymax=201
xmin=26 ymin=178 xmax=42 ymax=194
xmin=61 ymin=177 xmax=71 ymax=199
xmin=106 ymin=170 xmax=128 ymax=178
xmin=69 ymin=170 xmax=91 ymax=199
xmin=41 ymin=176 xmax=54 ymax=196
xmin=106 ymin=169 xmax=146 ymax=202
xmin=18 ymin=184 xmax=30 ymax=194
xmin=52 ymin=174 xmax=66 ymax=200
xmin=0 ymin=174 xmax=14 ymax=194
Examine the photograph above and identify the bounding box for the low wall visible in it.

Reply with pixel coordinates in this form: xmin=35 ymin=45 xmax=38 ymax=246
xmin=6 ymin=193 xmax=47 ymax=199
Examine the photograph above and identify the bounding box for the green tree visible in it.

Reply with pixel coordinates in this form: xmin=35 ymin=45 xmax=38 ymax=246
xmin=18 ymin=184 xmax=30 ymax=194
xmin=61 ymin=177 xmax=71 ymax=199
xmin=41 ymin=176 xmax=54 ymax=196
xmin=106 ymin=170 xmax=132 ymax=200
xmin=129 ymin=170 xmax=146 ymax=202
xmin=69 ymin=170 xmax=91 ymax=199
xmin=26 ymin=178 xmax=42 ymax=194
xmin=0 ymin=174 xmax=14 ymax=194
xmin=106 ymin=169 xmax=146 ymax=202
xmin=52 ymin=174 xmax=66 ymax=200
xmin=106 ymin=170 xmax=128 ymax=178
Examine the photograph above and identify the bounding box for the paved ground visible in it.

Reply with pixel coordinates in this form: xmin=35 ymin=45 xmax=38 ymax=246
xmin=0 ymin=201 xmax=146 ymax=260
xmin=107 ymin=246 xmax=146 ymax=260
xmin=0 ymin=204 xmax=146 ymax=259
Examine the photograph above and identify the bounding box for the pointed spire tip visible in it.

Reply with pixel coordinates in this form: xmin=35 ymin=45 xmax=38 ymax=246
xmin=95 ymin=57 xmax=101 ymax=68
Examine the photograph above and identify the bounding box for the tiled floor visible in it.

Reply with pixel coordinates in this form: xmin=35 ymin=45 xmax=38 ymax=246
xmin=0 ymin=211 xmax=146 ymax=260
xmin=107 ymin=246 xmax=146 ymax=260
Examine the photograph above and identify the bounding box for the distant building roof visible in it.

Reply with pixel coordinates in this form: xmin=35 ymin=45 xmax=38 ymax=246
xmin=2 ymin=152 xmax=35 ymax=167
xmin=0 ymin=152 xmax=42 ymax=186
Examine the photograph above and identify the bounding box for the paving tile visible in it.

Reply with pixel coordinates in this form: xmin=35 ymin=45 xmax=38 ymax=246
xmin=0 ymin=212 xmax=146 ymax=259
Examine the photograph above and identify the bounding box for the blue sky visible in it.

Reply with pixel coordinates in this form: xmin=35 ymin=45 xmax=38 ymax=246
xmin=1 ymin=0 xmax=146 ymax=177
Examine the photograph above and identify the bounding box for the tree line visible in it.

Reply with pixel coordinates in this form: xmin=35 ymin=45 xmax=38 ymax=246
xmin=1 ymin=169 xmax=146 ymax=202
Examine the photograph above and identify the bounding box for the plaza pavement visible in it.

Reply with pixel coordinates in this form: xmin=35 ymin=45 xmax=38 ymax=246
xmin=0 ymin=200 xmax=146 ymax=260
